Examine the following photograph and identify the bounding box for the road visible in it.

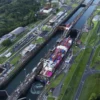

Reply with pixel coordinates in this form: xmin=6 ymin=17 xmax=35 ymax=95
xmin=52 ymin=63 xmax=71 ymax=98
xmin=74 ymin=15 xmax=100 ymax=100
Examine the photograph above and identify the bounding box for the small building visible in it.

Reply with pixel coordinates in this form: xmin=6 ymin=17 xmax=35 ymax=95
xmin=5 ymin=52 xmax=12 ymax=58
xmin=43 ymin=8 xmax=53 ymax=14
xmin=21 ymin=44 xmax=36 ymax=56
xmin=93 ymin=15 xmax=100 ymax=21
xmin=0 ymin=27 xmax=25 ymax=44
xmin=9 ymin=27 xmax=25 ymax=36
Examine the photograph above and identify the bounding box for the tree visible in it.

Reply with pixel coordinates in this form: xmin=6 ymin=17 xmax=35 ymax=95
xmin=0 ymin=0 xmax=45 ymax=37
xmin=89 ymin=93 xmax=97 ymax=100
xmin=41 ymin=25 xmax=51 ymax=32
xmin=2 ymin=39 xmax=12 ymax=46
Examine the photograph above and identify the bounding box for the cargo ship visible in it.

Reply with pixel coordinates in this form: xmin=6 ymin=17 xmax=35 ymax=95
xmin=36 ymin=36 xmax=73 ymax=83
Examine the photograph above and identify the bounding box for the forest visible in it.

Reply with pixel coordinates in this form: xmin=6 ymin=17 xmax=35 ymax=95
xmin=0 ymin=0 xmax=45 ymax=37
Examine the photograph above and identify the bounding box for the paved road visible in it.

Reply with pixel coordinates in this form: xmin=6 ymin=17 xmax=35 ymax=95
xmin=53 ymin=64 xmax=70 ymax=97
xmin=74 ymin=68 xmax=100 ymax=100
xmin=74 ymin=17 xmax=100 ymax=100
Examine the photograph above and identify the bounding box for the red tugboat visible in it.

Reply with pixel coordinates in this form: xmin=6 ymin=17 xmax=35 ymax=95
xmin=36 ymin=36 xmax=73 ymax=83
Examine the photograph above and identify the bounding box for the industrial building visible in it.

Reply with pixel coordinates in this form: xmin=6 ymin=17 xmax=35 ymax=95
xmin=21 ymin=44 xmax=36 ymax=57
xmin=0 ymin=27 xmax=25 ymax=44
xmin=9 ymin=27 xmax=25 ymax=36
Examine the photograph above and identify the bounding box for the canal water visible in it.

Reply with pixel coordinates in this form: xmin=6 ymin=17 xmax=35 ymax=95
xmin=25 ymin=7 xmax=85 ymax=100
xmin=2 ymin=0 xmax=100 ymax=99
xmin=3 ymin=4 xmax=85 ymax=97
xmin=74 ymin=0 xmax=100 ymax=29
xmin=26 ymin=0 xmax=100 ymax=100
xmin=4 ymin=31 xmax=63 ymax=95
xmin=65 ymin=7 xmax=84 ymax=24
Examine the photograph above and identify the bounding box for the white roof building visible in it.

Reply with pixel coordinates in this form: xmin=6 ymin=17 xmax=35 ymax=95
xmin=5 ymin=52 xmax=12 ymax=58
xmin=9 ymin=27 xmax=25 ymax=35
xmin=21 ymin=44 xmax=36 ymax=56
xmin=43 ymin=8 xmax=53 ymax=14
xmin=0 ymin=27 xmax=25 ymax=44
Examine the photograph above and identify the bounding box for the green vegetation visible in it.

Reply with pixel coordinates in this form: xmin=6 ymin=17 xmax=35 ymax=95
xmin=91 ymin=45 xmax=100 ymax=68
xmin=0 ymin=46 xmax=6 ymax=54
xmin=81 ymin=20 xmax=98 ymax=44
xmin=72 ymin=3 xmax=78 ymax=8
xmin=72 ymin=45 xmax=80 ymax=54
xmin=62 ymin=48 xmax=91 ymax=100
xmin=80 ymin=32 xmax=88 ymax=43
xmin=46 ymin=3 xmax=100 ymax=100
xmin=35 ymin=37 xmax=45 ymax=44
xmin=10 ymin=55 xmax=21 ymax=65
xmin=58 ymin=13 xmax=100 ymax=100
xmin=88 ymin=21 xmax=99 ymax=46
xmin=58 ymin=50 xmax=84 ymax=100
xmin=0 ymin=0 xmax=46 ymax=37
xmin=88 ymin=18 xmax=100 ymax=69
xmin=48 ymin=97 xmax=55 ymax=100
xmin=79 ymin=74 xmax=100 ymax=100
xmin=45 ymin=73 xmax=64 ymax=99
xmin=0 ymin=56 xmax=7 ymax=64
xmin=2 ymin=39 xmax=12 ymax=46
xmin=47 ymin=73 xmax=64 ymax=92
xmin=41 ymin=25 xmax=52 ymax=32
xmin=89 ymin=93 xmax=97 ymax=100
xmin=49 ymin=74 xmax=64 ymax=88
xmin=0 ymin=30 xmax=28 ymax=54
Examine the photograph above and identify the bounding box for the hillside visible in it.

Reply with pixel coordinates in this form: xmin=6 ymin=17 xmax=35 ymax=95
xmin=0 ymin=0 xmax=45 ymax=37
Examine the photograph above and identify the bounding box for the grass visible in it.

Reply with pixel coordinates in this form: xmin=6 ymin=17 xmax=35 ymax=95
xmin=72 ymin=45 xmax=80 ymax=54
xmin=62 ymin=48 xmax=92 ymax=100
xmin=90 ymin=45 xmax=100 ymax=68
xmin=88 ymin=21 xmax=99 ymax=46
xmin=61 ymin=21 xmax=100 ymax=100
xmin=79 ymin=74 xmax=100 ymax=100
xmin=49 ymin=74 xmax=64 ymax=88
xmin=74 ymin=50 xmax=84 ymax=63
xmin=0 ymin=57 xmax=7 ymax=64
xmin=96 ymin=64 xmax=100 ymax=70
xmin=80 ymin=32 xmax=88 ymax=43
xmin=58 ymin=50 xmax=84 ymax=100
xmin=58 ymin=19 xmax=98 ymax=100
xmin=8 ymin=61 xmax=21 ymax=76
xmin=80 ymin=18 xmax=98 ymax=44
xmin=48 ymin=97 xmax=55 ymax=100
xmin=10 ymin=55 xmax=21 ymax=65
xmin=0 ymin=46 xmax=6 ymax=54
xmin=28 ymin=20 xmax=42 ymax=29
xmin=72 ymin=3 xmax=78 ymax=8
xmin=57 ymin=9 xmax=100 ymax=100
xmin=47 ymin=5 xmax=100 ymax=100
xmin=46 ymin=73 xmax=64 ymax=96
xmin=35 ymin=37 xmax=45 ymax=44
